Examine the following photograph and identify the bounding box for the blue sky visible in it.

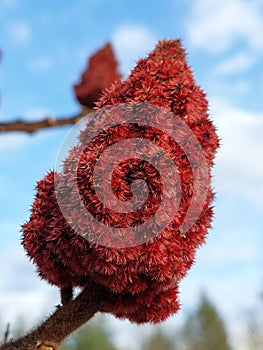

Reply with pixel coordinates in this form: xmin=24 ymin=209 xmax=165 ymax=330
xmin=0 ymin=0 xmax=263 ymax=349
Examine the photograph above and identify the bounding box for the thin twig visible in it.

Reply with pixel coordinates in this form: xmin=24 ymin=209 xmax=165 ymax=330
xmin=3 ymin=324 xmax=10 ymax=343
xmin=0 ymin=107 xmax=93 ymax=134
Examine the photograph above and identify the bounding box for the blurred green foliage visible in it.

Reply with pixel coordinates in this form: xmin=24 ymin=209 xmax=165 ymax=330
xmin=181 ymin=294 xmax=232 ymax=350
xmin=61 ymin=317 xmax=116 ymax=350
xmin=1 ymin=293 xmax=262 ymax=350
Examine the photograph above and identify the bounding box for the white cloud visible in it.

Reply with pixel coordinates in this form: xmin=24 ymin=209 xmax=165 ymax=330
xmin=7 ymin=21 xmax=31 ymax=45
xmin=186 ymin=0 xmax=263 ymax=53
xmin=28 ymin=56 xmax=53 ymax=72
xmin=211 ymin=98 xmax=263 ymax=209
xmin=23 ymin=107 xmax=50 ymax=121
xmin=0 ymin=246 xmax=59 ymax=326
xmin=216 ymin=52 xmax=255 ymax=75
xmin=197 ymin=234 xmax=261 ymax=269
xmin=112 ymin=24 xmax=156 ymax=75
xmin=0 ymin=133 xmax=29 ymax=151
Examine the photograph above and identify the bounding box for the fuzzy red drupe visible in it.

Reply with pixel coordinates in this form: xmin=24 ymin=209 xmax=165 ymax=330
xmin=22 ymin=40 xmax=219 ymax=324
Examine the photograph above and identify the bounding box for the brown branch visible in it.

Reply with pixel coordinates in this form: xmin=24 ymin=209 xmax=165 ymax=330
xmin=0 ymin=282 xmax=107 ymax=350
xmin=0 ymin=106 xmax=93 ymax=134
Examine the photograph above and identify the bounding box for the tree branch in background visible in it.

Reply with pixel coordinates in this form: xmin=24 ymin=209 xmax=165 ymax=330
xmin=0 ymin=43 xmax=121 ymax=135
xmin=0 ymin=107 xmax=93 ymax=134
